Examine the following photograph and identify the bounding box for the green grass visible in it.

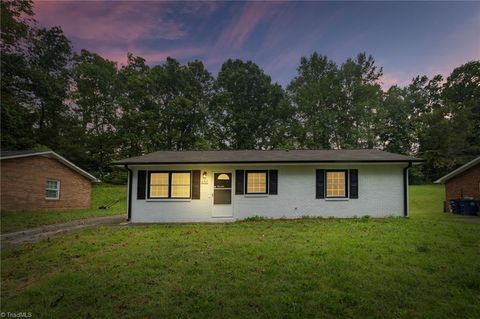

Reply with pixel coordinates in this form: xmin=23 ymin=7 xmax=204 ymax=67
xmin=0 ymin=183 xmax=126 ymax=233
xmin=409 ymin=184 xmax=445 ymax=218
xmin=1 ymin=184 xmax=479 ymax=318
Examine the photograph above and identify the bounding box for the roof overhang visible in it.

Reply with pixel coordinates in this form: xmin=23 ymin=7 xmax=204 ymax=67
xmin=434 ymin=156 xmax=480 ymax=183
xmin=117 ymin=160 xmax=424 ymax=166
xmin=1 ymin=151 xmax=100 ymax=182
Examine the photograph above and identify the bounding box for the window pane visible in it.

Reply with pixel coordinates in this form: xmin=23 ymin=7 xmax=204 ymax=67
xmin=150 ymin=173 xmax=169 ymax=185
xmin=326 ymin=171 xmax=346 ymax=197
xmin=171 ymin=172 xmax=190 ymax=198
xmin=149 ymin=173 xmax=169 ymax=197
xmin=247 ymin=172 xmax=267 ymax=193
xmin=171 ymin=185 xmax=190 ymax=198
xmin=46 ymin=190 xmax=58 ymax=198
xmin=171 ymin=172 xmax=190 ymax=185
xmin=46 ymin=180 xmax=58 ymax=190
xmin=150 ymin=185 xmax=168 ymax=198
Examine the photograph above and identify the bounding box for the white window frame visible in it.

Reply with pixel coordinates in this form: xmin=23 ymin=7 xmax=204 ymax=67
xmin=45 ymin=179 xmax=60 ymax=200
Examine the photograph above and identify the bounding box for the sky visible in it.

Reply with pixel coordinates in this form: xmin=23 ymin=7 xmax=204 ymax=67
xmin=34 ymin=1 xmax=480 ymax=89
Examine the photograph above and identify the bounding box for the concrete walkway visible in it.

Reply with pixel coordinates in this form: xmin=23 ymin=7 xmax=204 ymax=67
xmin=453 ymin=217 xmax=480 ymax=224
xmin=1 ymin=215 xmax=126 ymax=247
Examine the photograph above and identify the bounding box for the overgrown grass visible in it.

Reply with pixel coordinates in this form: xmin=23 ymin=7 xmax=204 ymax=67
xmin=1 ymin=184 xmax=479 ymax=318
xmin=0 ymin=183 xmax=126 ymax=233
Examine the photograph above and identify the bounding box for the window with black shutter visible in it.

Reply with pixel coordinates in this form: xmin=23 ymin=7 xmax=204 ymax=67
xmin=316 ymin=169 xmax=325 ymax=199
xmin=349 ymin=169 xmax=358 ymax=199
xmin=269 ymin=170 xmax=278 ymax=195
xmin=192 ymin=170 xmax=201 ymax=199
xmin=137 ymin=170 xmax=147 ymax=199
xmin=235 ymin=170 xmax=244 ymax=195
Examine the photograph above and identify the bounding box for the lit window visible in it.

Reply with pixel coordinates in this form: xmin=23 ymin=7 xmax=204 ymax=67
xmin=326 ymin=171 xmax=346 ymax=198
xmin=149 ymin=173 xmax=169 ymax=198
xmin=45 ymin=180 xmax=60 ymax=199
xmin=246 ymin=171 xmax=267 ymax=194
xmin=148 ymin=171 xmax=191 ymax=199
xmin=171 ymin=172 xmax=191 ymax=198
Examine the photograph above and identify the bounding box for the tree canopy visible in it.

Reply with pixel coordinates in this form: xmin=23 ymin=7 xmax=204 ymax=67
xmin=1 ymin=0 xmax=479 ymax=183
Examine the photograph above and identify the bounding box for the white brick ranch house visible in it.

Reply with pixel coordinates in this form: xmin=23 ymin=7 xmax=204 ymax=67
xmin=114 ymin=150 xmax=422 ymax=223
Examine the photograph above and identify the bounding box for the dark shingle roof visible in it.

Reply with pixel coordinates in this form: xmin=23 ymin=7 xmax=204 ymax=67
xmin=114 ymin=149 xmax=423 ymax=165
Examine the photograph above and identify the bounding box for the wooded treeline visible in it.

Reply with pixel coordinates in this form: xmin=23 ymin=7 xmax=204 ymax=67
xmin=2 ymin=1 xmax=479 ymax=183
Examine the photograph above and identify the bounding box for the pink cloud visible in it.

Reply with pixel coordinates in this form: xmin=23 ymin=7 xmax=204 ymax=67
xmin=210 ymin=1 xmax=282 ymax=57
xmin=34 ymin=1 xmax=187 ymax=50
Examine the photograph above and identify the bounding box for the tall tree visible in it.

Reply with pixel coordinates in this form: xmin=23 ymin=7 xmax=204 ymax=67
xmin=286 ymin=53 xmax=339 ymax=149
xmin=28 ymin=26 xmax=73 ymax=151
xmin=379 ymin=85 xmax=412 ymax=154
xmin=212 ymin=59 xmax=284 ymax=149
xmin=145 ymin=58 xmax=213 ymax=151
xmin=417 ymin=62 xmax=480 ymax=181
xmin=0 ymin=0 xmax=36 ymax=149
xmin=443 ymin=61 xmax=480 ymax=157
xmin=335 ymin=53 xmax=383 ymax=148
xmin=71 ymin=49 xmax=119 ymax=176
xmin=117 ymin=54 xmax=152 ymax=158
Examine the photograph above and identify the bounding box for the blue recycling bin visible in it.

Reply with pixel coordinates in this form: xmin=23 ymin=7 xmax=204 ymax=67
xmin=461 ymin=200 xmax=478 ymax=215
xmin=450 ymin=200 xmax=461 ymax=214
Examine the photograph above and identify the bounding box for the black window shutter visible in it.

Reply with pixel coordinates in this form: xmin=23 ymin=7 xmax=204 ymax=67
xmin=191 ymin=170 xmax=201 ymax=199
xmin=269 ymin=170 xmax=278 ymax=195
xmin=316 ymin=169 xmax=325 ymax=199
xmin=137 ymin=170 xmax=147 ymax=199
xmin=235 ymin=170 xmax=244 ymax=195
xmin=349 ymin=169 xmax=358 ymax=199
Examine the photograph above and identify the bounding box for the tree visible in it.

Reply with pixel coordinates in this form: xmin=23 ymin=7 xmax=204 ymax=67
xmin=287 ymin=53 xmax=339 ymax=149
xmin=28 ymin=26 xmax=73 ymax=150
xmin=116 ymin=54 xmax=152 ymax=158
xmin=443 ymin=61 xmax=480 ymax=157
xmin=212 ymin=59 xmax=284 ymax=149
xmin=145 ymin=58 xmax=213 ymax=151
xmin=417 ymin=62 xmax=480 ymax=181
xmin=335 ymin=53 xmax=383 ymax=148
xmin=1 ymin=0 xmax=36 ymax=149
xmin=379 ymin=85 xmax=411 ymax=154
xmin=71 ymin=49 xmax=119 ymax=176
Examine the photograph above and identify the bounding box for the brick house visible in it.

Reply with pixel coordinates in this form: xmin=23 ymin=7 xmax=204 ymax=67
xmin=1 ymin=150 xmax=99 ymax=212
xmin=435 ymin=156 xmax=480 ymax=211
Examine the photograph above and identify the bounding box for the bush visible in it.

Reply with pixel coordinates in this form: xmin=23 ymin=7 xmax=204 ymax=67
xmin=241 ymin=215 xmax=270 ymax=222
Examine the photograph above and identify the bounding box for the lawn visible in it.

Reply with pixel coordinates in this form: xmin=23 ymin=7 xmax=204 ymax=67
xmin=1 ymin=185 xmax=479 ymax=318
xmin=0 ymin=183 xmax=126 ymax=233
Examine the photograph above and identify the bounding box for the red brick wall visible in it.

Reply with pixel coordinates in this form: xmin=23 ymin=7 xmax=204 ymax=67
xmin=445 ymin=163 xmax=480 ymax=204
xmin=1 ymin=156 xmax=92 ymax=212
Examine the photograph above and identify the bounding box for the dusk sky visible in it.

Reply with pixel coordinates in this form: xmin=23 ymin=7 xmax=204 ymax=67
xmin=34 ymin=1 xmax=479 ymax=89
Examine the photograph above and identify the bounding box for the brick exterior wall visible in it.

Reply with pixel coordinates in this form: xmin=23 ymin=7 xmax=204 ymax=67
xmin=445 ymin=163 xmax=480 ymax=205
xmin=1 ymin=156 xmax=92 ymax=212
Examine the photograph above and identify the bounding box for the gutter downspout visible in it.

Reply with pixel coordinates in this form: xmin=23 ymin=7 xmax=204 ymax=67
xmin=403 ymin=161 xmax=412 ymax=217
xmin=125 ymin=165 xmax=133 ymax=221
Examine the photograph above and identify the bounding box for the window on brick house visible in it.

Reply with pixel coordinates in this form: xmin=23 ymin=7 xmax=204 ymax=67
xmin=45 ymin=180 xmax=60 ymax=200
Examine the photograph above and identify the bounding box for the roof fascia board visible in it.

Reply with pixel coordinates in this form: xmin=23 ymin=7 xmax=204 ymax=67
xmin=434 ymin=157 xmax=480 ymax=183
xmin=115 ymin=161 xmax=421 ymax=166
xmin=0 ymin=151 xmax=53 ymax=160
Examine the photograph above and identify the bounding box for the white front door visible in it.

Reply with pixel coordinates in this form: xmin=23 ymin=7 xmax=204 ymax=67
xmin=212 ymin=172 xmax=233 ymax=218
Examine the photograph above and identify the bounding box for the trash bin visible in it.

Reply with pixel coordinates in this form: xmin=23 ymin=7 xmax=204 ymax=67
xmin=460 ymin=200 xmax=478 ymax=216
xmin=450 ymin=200 xmax=461 ymax=214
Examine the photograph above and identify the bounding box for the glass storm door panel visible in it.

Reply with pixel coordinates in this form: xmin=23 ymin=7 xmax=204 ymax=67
xmin=212 ymin=172 xmax=233 ymax=218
